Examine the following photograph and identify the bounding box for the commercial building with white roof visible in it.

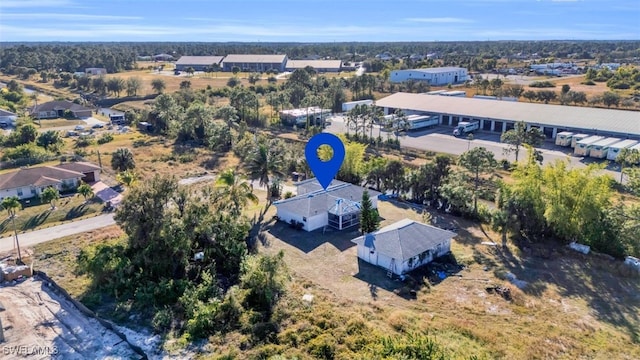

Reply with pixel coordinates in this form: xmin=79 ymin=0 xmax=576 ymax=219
xmin=374 ymin=92 xmax=640 ymax=140
xmin=285 ymin=60 xmax=342 ymax=72
xmin=389 ymin=67 xmax=468 ymax=85
xmin=222 ymin=54 xmax=288 ymax=73
xmin=175 ymin=56 xmax=224 ymax=71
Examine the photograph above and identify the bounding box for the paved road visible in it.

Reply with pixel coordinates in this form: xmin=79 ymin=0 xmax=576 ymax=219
xmin=325 ymin=116 xmax=622 ymax=179
xmin=0 ymin=213 xmax=115 ymax=254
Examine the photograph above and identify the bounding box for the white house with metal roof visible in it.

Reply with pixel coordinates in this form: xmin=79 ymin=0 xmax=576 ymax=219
xmin=390 ymin=67 xmax=468 ymax=85
xmin=375 ymin=92 xmax=640 ymax=140
xmin=351 ymin=219 xmax=456 ymax=276
xmin=274 ymin=179 xmax=380 ymax=232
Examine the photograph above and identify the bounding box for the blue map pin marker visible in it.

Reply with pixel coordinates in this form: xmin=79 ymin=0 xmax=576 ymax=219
xmin=305 ymin=133 xmax=345 ymax=190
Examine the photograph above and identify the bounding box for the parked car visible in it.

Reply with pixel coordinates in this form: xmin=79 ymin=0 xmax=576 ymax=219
xmin=66 ymin=131 xmax=78 ymax=137
xmin=74 ymin=125 xmax=85 ymax=131
xmin=92 ymin=123 xmax=105 ymax=129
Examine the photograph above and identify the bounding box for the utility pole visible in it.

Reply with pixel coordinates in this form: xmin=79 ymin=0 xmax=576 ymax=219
xmin=97 ymin=149 xmax=103 ymax=169
xmin=11 ymin=213 xmax=22 ymax=265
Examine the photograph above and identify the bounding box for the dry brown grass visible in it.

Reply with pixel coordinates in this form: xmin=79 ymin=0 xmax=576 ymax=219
xmin=107 ymin=70 xmax=283 ymax=96
xmin=31 ymin=225 xmax=124 ymax=297
xmin=257 ymin=199 xmax=640 ymax=359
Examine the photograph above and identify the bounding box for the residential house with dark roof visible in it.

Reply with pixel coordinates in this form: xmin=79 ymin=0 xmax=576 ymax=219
xmin=222 ymin=54 xmax=287 ymax=73
xmin=30 ymin=101 xmax=93 ymax=119
xmin=175 ymin=56 xmax=224 ymax=71
xmin=351 ymin=219 xmax=455 ymax=276
xmin=274 ymin=178 xmax=380 ymax=231
xmin=0 ymin=162 xmax=101 ymax=201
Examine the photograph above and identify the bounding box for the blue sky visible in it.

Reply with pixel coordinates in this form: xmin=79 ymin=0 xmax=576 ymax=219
xmin=0 ymin=0 xmax=638 ymax=42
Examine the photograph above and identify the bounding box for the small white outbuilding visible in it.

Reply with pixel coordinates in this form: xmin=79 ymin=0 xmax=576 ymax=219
xmin=351 ymin=219 xmax=456 ymax=276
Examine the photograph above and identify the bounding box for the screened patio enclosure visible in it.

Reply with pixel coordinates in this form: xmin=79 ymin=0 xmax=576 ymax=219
xmin=327 ymin=197 xmax=361 ymax=230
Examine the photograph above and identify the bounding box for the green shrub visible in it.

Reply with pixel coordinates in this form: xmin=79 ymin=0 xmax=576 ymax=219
xmin=307 ymin=333 xmax=337 ymax=359
xmin=581 ymin=80 xmax=596 ymax=86
xmin=185 ymin=300 xmax=222 ymax=338
xmin=152 ymin=307 xmax=173 ymax=332
xmin=529 ymin=81 xmax=555 ymax=88
xmin=178 ymin=153 xmax=195 ymax=163
xmin=97 ymin=133 xmax=114 ymax=144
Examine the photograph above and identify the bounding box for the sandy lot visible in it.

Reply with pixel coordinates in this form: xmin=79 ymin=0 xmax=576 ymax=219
xmin=0 ymin=277 xmax=140 ymax=359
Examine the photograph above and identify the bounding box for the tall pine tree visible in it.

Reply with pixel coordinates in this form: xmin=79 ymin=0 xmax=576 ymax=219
xmin=360 ymin=190 xmax=380 ymax=234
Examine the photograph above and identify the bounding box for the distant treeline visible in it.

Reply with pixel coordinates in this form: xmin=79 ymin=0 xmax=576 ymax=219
xmin=1 ymin=41 xmax=639 ymax=74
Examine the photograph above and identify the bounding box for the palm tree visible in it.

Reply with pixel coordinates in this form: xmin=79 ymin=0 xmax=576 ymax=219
xmin=247 ymin=141 xmax=285 ymax=200
xmin=41 ymin=187 xmax=60 ymax=210
xmin=215 ymin=169 xmax=258 ymax=216
xmin=1 ymin=196 xmax=23 ymax=263
xmin=111 ymin=148 xmax=136 ymax=172
xmin=77 ymin=182 xmax=94 ymax=202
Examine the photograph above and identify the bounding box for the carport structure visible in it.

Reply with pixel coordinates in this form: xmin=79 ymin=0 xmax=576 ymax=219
xmin=375 ymin=92 xmax=640 ymax=140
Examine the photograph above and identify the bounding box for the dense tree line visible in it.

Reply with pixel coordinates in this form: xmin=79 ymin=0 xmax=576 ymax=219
xmin=0 ymin=44 xmax=136 ymax=73
xmin=77 ymin=175 xmax=289 ymax=338
xmin=2 ymin=41 xmax=639 ymax=76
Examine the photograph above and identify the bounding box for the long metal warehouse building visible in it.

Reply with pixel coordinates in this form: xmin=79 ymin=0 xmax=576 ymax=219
xmin=375 ymin=92 xmax=640 ymax=140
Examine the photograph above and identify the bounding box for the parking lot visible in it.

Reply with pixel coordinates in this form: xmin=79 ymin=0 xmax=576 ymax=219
xmin=325 ymin=115 xmax=621 ymax=178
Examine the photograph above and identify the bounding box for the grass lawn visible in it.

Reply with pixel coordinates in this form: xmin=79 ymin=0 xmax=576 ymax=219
xmin=36 ymin=118 xmax=85 ymax=128
xmin=0 ymin=194 xmax=104 ymax=238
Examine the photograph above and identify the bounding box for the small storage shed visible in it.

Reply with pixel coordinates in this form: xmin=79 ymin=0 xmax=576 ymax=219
xmin=574 ymin=136 xmax=605 ymax=156
xmin=351 ymin=219 xmax=455 ymax=276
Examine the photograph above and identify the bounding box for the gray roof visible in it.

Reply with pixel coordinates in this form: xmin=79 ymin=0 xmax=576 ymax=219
xmin=0 ymin=166 xmax=84 ymax=191
xmin=223 ymin=54 xmax=287 ymax=64
xmin=0 ymin=108 xmax=17 ymax=116
xmin=55 ymin=161 xmax=101 ymax=173
xmin=30 ymin=100 xmax=92 ymax=114
xmin=375 ymin=92 xmax=640 ymax=136
xmin=396 ymin=67 xmax=466 ymax=74
xmin=295 ymin=178 xmax=348 ymax=194
xmin=286 ymin=60 xmax=342 ymax=70
xmin=275 ymin=180 xmax=381 ymax=218
xmin=351 ymin=219 xmax=456 ymax=261
xmin=175 ymin=56 xmax=224 ymax=66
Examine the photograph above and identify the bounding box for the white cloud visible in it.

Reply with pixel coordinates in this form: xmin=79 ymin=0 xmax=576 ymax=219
xmin=405 ymin=17 xmax=473 ymax=24
xmin=0 ymin=0 xmax=74 ymax=8
xmin=1 ymin=13 xmax=142 ymax=21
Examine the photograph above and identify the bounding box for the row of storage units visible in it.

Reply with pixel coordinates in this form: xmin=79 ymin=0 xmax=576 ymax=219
xmin=555 ymin=132 xmax=640 ymax=160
